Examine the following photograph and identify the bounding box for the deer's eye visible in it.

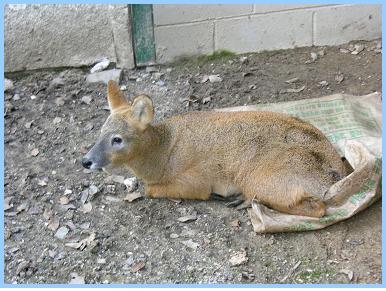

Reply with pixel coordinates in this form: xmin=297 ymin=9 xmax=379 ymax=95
xmin=112 ymin=136 xmax=122 ymax=145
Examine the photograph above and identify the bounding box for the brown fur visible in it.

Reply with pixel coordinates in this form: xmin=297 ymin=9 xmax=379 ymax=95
xmin=99 ymin=81 xmax=348 ymax=218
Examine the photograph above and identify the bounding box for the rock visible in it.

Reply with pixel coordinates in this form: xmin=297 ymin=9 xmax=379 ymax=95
xmin=340 ymin=48 xmax=350 ymax=54
xmin=124 ymin=177 xmax=138 ymax=192
xmin=120 ymin=85 xmax=127 ymax=91
xmin=31 ymin=148 xmax=40 ymax=157
xmin=351 ymin=44 xmax=365 ymax=55
xmin=240 ymin=56 xmax=248 ymax=64
xmin=53 ymin=117 xmax=62 ymax=124
xmin=319 ymin=80 xmax=329 ymax=87
xmin=170 ymin=233 xmax=179 ymax=239
xmin=111 ymin=175 xmax=125 ymax=184
xmin=55 ymin=97 xmax=65 ymax=106
xmin=156 ymin=80 xmax=165 ymax=86
xmin=123 ymin=192 xmax=142 ymax=202
xmin=5 ymin=79 xmax=14 ymax=92
xmin=30 ymin=95 xmax=37 ymax=100
xmin=177 ymin=214 xmax=197 ymax=223
xmin=229 ymin=249 xmax=248 ymax=266
xmin=181 ymin=239 xmax=200 ymax=250
xmin=81 ymin=95 xmax=92 ymax=105
xmin=55 ymin=226 xmax=69 ymax=239
xmin=146 ymin=66 xmax=158 ymax=73
xmin=48 ymin=77 xmax=65 ymax=90
xmin=90 ymin=58 xmax=110 ymax=74
xmin=12 ymin=94 xmax=20 ymax=101
xmin=209 ymin=75 xmax=222 ymax=83
xmin=153 ymin=72 xmax=164 ymax=80
xmin=69 ymin=273 xmax=85 ymax=284
xmin=86 ymin=69 xmax=122 ymax=84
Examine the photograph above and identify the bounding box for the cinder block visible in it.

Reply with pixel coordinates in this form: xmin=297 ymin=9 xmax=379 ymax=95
xmin=153 ymin=4 xmax=253 ymax=26
xmin=155 ymin=22 xmax=214 ymax=63
xmin=253 ymin=4 xmax=324 ymax=13
xmin=215 ymin=11 xmax=313 ymax=54
xmin=314 ymin=4 xmax=381 ymax=46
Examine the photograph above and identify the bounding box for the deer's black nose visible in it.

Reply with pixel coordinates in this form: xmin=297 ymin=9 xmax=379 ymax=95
xmin=82 ymin=157 xmax=93 ymax=169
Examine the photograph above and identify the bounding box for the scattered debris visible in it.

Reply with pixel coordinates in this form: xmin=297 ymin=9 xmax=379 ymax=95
xmin=31 ymin=148 xmax=40 ymax=157
xmin=131 ymin=261 xmax=146 ymax=272
xmin=177 ymin=214 xmax=197 ymax=223
xmin=280 ymin=85 xmax=305 ymax=94
xmin=123 ymin=177 xmax=138 ymax=192
xmin=81 ymin=95 xmax=92 ymax=105
xmin=69 ymin=273 xmax=85 ymax=284
xmin=54 ymin=226 xmax=69 ymax=239
xmin=106 ymin=185 xmax=116 ymax=194
xmin=90 ymin=58 xmax=110 ymax=74
xmin=285 ymin=77 xmax=299 ymax=84
xmin=181 ymin=239 xmax=200 ymax=250
xmin=120 ymin=85 xmax=127 ymax=91
xmin=64 ymin=189 xmax=72 ymax=195
xmin=5 ymin=78 xmax=14 ymax=92
xmin=351 ymin=44 xmax=365 ymax=55
xmin=339 ymin=269 xmax=354 ymax=281
xmin=280 ymin=261 xmax=301 ymax=282
xmin=30 ymin=95 xmax=37 ymax=100
xmin=229 ymin=249 xmax=248 ymax=266
xmin=86 ymin=69 xmax=122 ymax=84
xmin=170 ymin=233 xmax=179 ymax=239
xmin=37 ymin=177 xmax=48 ymax=186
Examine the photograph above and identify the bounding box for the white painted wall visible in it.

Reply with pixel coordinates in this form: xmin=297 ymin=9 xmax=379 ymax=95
xmin=153 ymin=4 xmax=382 ymax=63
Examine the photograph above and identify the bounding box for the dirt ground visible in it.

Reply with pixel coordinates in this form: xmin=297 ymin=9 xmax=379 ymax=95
xmin=4 ymin=39 xmax=382 ymax=284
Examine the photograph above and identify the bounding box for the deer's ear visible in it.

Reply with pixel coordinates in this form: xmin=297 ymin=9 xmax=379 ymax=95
xmin=131 ymin=95 xmax=154 ymax=126
xmin=107 ymin=80 xmax=129 ymax=111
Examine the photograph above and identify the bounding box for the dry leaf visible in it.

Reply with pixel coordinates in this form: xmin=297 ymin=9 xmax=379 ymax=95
xmin=31 ymin=148 xmax=40 ymax=157
xmin=229 ymin=249 xmax=248 ymax=266
xmin=123 ymin=192 xmax=142 ymax=202
xmin=131 ymin=261 xmax=146 ymax=272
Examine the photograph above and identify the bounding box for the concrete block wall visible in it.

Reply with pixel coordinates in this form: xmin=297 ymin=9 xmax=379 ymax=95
xmin=5 ymin=4 xmax=135 ymax=72
xmin=153 ymin=4 xmax=382 ymax=63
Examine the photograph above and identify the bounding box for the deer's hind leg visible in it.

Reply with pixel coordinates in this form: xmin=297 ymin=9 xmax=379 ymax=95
xmin=241 ymin=148 xmax=328 ymax=218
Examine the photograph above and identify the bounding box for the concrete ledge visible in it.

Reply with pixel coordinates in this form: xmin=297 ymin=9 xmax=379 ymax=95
xmin=5 ymin=4 xmax=134 ymax=72
xmin=215 ymin=10 xmax=313 ymax=54
xmin=314 ymin=4 xmax=381 ymax=46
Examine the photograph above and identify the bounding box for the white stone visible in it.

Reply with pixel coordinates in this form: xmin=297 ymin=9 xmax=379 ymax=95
xmin=86 ymin=69 xmax=122 ymax=84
